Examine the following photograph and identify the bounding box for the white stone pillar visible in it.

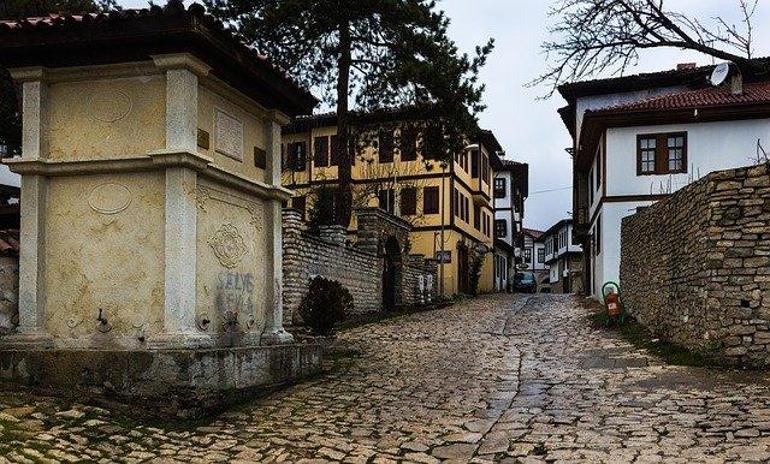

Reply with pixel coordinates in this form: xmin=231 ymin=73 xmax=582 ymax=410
xmin=150 ymin=56 xmax=210 ymax=348
xmin=21 ymin=79 xmax=48 ymax=160
xmin=261 ymin=118 xmax=294 ymax=345
xmin=3 ymin=68 xmax=52 ymax=347
xmin=165 ymin=68 xmax=198 ymax=153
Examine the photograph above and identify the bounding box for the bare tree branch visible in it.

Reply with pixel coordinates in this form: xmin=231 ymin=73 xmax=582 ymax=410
xmin=532 ymin=0 xmax=764 ymax=98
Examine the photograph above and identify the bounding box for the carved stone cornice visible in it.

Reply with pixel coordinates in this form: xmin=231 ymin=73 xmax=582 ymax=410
xmin=4 ymin=151 xmax=292 ymax=201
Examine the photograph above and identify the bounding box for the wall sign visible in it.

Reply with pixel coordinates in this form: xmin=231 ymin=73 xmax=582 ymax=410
xmin=435 ymin=251 xmax=452 ymax=264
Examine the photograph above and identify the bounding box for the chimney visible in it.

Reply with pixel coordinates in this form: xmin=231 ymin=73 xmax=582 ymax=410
xmin=731 ymin=72 xmax=744 ymax=95
xmin=677 ymin=63 xmax=696 ymax=71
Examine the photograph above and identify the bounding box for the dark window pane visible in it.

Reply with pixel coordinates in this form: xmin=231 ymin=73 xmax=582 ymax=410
xmin=314 ymin=136 xmax=329 ymax=167
xmin=379 ymin=130 xmax=394 ymax=163
xmin=401 ymin=188 xmax=417 ymax=216
xmin=424 ymin=186 xmax=439 ymax=214
xmin=494 ymin=178 xmax=506 ymax=198
xmin=400 ymin=127 xmax=417 ymax=161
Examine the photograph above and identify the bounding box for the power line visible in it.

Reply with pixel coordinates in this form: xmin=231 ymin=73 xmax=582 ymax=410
xmin=528 ymin=186 xmax=572 ymax=195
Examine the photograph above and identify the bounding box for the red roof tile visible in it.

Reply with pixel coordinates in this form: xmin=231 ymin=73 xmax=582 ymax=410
xmin=0 ymin=230 xmax=19 ymax=256
xmin=589 ymin=81 xmax=770 ymax=115
xmin=521 ymin=228 xmax=544 ymax=240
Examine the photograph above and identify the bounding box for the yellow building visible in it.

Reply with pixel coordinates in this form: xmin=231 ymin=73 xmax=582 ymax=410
xmin=281 ymin=110 xmax=505 ymax=296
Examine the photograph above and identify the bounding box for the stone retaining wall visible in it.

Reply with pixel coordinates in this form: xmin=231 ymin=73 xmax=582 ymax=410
xmin=282 ymin=208 xmax=437 ymax=325
xmin=621 ymin=162 xmax=770 ymax=366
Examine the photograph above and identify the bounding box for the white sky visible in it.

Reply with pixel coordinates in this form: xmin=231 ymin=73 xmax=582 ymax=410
xmin=116 ymin=0 xmax=770 ymax=230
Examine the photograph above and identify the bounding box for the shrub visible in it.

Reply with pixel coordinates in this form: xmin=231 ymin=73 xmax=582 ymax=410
xmin=298 ymin=276 xmax=353 ymax=336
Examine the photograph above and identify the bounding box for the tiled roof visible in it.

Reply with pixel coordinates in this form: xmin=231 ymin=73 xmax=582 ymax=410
xmin=557 ymin=58 xmax=770 ymax=102
xmin=521 ymin=228 xmax=544 ymax=240
xmin=0 ymin=230 xmax=19 ymax=256
xmin=0 ymin=1 xmax=316 ymax=109
xmin=588 ymin=81 xmax=770 ymax=115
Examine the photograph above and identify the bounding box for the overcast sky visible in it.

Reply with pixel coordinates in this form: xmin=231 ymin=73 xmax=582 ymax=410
xmin=115 ymin=0 xmax=770 ymax=230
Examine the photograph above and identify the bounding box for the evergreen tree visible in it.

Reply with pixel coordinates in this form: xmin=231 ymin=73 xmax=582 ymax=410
xmin=203 ymin=0 xmax=494 ymax=226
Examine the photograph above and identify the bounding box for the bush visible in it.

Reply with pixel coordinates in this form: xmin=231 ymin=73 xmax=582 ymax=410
xmin=298 ymin=276 xmax=353 ymax=336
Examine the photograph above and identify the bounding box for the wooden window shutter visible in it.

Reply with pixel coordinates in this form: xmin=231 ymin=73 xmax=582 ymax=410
xmin=314 ymin=136 xmax=329 ymax=167
xmin=401 ymin=188 xmax=417 ymax=216
xmin=424 ymin=186 xmax=439 ymax=214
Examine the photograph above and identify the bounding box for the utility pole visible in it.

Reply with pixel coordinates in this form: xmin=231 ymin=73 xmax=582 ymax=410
xmin=438 ymin=160 xmax=448 ymax=297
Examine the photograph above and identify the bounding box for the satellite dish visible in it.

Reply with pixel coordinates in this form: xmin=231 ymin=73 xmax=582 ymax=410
xmin=710 ymin=62 xmax=731 ymax=87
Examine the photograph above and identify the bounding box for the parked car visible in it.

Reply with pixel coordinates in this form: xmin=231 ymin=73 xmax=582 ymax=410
xmin=513 ymin=272 xmax=537 ymax=293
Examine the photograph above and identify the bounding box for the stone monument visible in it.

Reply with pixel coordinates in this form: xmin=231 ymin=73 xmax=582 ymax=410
xmin=0 ymin=1 xmax=320 ymax=416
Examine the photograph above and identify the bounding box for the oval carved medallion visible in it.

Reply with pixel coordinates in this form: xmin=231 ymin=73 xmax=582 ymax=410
xmin=88 ymin=183 xmax=132 ymax=215
xmin=88 ymin=90 xmax=132 ymax=123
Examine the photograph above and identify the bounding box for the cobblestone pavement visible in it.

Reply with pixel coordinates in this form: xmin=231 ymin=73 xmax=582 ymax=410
xmin=3 ymin=294 xmax=770 ymax=463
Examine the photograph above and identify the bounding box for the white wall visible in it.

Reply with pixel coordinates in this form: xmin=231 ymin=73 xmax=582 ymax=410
xmin=494 ymin=171 xmax=515 ymax=248
xmin=587 ymin=117 xmax=770 ymax=298
xmin=575 ymin=86 xmax=685 ymax=146
xmin=606 ymin=119 xmax=770 ymax=197
xmin=590 ymin=200 xmax=656 ymax=297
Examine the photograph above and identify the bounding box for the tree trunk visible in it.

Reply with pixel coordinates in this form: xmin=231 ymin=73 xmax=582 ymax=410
xmin=335 ymin=23 xmax=353 ymax=227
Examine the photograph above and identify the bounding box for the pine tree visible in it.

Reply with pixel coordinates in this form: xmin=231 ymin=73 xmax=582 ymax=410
xmin=203 ymin=0 xmax=494 ymax=226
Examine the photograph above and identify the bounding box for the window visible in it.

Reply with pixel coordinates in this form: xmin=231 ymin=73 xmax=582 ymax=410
xmin=464 ymin=196 xmax=470 ymax=223
xmin=314 ymin=136 xmax=329 ymax=167
xmin=481 ymin=154 xmax=489 ymax=184
xmin=474 ymin=205 xmax=481 ymax=230
xmin=668 ymin=134 xmax=685 ymax=172
xmin=495 ymin=219 xmax=507 ymax=238
xmin=379 ymin=129 xmax=394 ymax=163
xmin=424 ymin=186 xmax=439 ymax=214
xmin=423 ymin=127 xmax=442 ymax=160
xmin=471 ymin=149 xmax=479 ymax=178
xmin=637 ymin=132 xmax=687 ymax=175
xmin=537 ymin=248 xmax=545 ymax=263
xmin=287 ymin=141 xmax=307 ymax=172
xmin=378 ymin=189 xmax=395 ymax=213
xmin=524 ymin=249 xmax=532 ymax=262
xmin=494 ymin=178 xmax=506 ymax=198
xmin=400 ymin=188 xmax=417 ymax=216
xmin=400 ymin=127 xmax=417 ymax=161
xmin=330 ymin=135 xmax=340 ymax=166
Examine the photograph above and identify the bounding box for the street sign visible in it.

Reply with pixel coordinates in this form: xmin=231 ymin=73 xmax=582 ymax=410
xmin=435 ymin=251 xmax=452 ymax=263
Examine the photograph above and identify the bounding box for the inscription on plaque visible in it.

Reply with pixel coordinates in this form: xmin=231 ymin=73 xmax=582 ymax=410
xmin=215 ymin=109 xmax=244 ymax=161
xmin=214 ymin=110 xmax=243 ymax=161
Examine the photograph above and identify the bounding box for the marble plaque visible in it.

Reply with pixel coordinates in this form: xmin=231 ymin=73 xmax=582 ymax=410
xmin=215 ymin=109 xmax=244 ymax=161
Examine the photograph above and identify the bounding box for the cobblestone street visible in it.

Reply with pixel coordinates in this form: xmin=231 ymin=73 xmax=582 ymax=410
xmin=4 ymin=294 xmax=770 ymax=463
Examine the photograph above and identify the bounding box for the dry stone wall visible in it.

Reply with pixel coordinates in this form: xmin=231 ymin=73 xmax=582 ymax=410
xmin=282 ymin=208 xmax=437 ymax=325
xmin=621 ymin=162 xmax=770 ymax=366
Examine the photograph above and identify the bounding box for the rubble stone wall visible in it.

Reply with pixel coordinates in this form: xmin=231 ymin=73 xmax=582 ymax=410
xmin=621 ymin=162 xmax=770 ymax=366
xmin=282 ymin=209 xmax=437 ymax=326
xmin=0 ymin=256 xmax=18 ymax=333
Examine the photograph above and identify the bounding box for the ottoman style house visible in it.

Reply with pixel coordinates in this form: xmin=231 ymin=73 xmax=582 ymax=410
xmin=0 ymin=1 xmax=320 ymax=413
xmin=493 ymin=159 xmax=529 ymax=292
xmin=281 ymin=109 xmax=513 ymax=296
xmin=559 ymin=60 xmax=770 ymax=298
